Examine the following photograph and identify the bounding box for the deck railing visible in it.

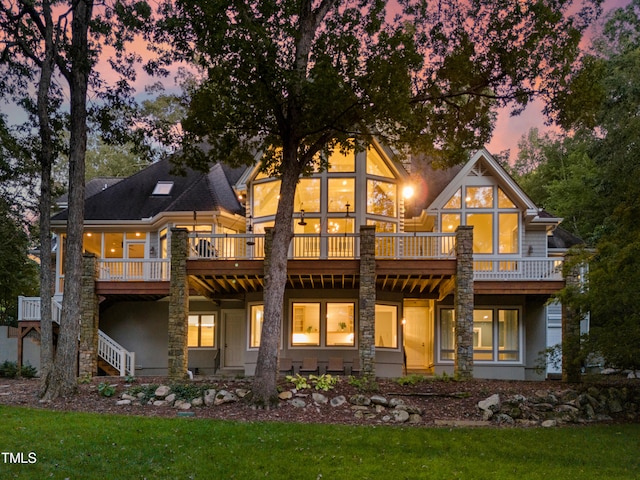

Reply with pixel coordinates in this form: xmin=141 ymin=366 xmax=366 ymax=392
xmin=97 ymin=259 xmax=170 ymax=281
xmin=188 ymin=232 xmax=457 ymax=260
xmin=17 ymin=296 xmax=136 ymax=376
xmin=98 ymin=330 xmax=136 ymax=377
xmin=473 ymin=258 xmax=564 ymax=281
xmin=18 ymin=296 xmax=62 ymax=323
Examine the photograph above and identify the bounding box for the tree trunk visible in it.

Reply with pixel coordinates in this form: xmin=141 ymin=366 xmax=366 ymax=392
xmin=37 ymin=0 xmax=56 ymax=389
xmin=251 ymin=147 xmax=302 ymax=408
xmin=41 ymin=0 xmax=92 ymax=401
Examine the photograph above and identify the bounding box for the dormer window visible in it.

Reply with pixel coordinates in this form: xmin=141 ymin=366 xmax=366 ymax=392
xmin=152 ymin=181 xmax=174 ymax=195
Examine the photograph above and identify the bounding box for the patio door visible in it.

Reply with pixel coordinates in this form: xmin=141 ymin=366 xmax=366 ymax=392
xmin=403 ymin=304 xmax=433 ymax=370
xmin=223 ymin=310 xmax=245 ymax=369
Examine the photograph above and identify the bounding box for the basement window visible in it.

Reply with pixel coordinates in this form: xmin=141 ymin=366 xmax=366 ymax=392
xmin=152 ymin=181 xmax=174 ymax=195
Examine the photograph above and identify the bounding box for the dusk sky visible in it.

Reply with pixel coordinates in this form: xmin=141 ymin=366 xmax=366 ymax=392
xmin=487 ymin=0 xmax=631 ymax=158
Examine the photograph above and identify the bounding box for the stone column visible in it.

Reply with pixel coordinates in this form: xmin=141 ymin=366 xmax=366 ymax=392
xmin=454 ymin=226 xmax=474 ymax=380
xmin=79 ymin=253 xmax=99 ymax=378
xmin=168 ymin=228 xmax=189 ymax=380
xmin=358 ymin=225 xmax=376 ymax=377
xmin=562 ymin=257 xmax=582 ymax=383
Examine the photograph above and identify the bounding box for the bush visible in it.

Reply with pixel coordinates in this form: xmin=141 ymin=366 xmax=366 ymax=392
xmin=97 ymin=383 xmax=116 ymax=397
xmin=0 ymin=361 xmax=18 ymax=378
xmin=19 ymin=363 xmax=37 ymax=379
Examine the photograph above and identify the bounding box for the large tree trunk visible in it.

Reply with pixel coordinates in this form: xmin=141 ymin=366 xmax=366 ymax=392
xmin=40 ymin=0 xmax=92 ymax=401
xmin=251 ymin=147 xmax=302 ymax=408
xmin=37 ymin=0 xmax=56 ymax=389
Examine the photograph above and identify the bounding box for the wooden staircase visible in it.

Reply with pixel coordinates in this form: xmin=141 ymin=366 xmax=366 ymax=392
xmin=97 ymin=359 xmax=121 ymax=376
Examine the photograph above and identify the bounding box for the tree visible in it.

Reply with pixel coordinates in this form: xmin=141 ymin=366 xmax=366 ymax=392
xmin=0 ymin=119 xmax=39 ymax=325
xmin=1 ymin=0 xmax=154 ymax=399
xmin=529 ymin=0 xmax=640 ymax=371
xmin=155 ymin=0 xmax=600 ymax=406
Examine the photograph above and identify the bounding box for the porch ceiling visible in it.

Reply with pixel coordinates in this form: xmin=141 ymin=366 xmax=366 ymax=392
xmin=186 ymin=258 xmax=456 ymax=299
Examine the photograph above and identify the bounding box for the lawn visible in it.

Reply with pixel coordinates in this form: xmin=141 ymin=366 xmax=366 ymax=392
xmin=0 ymin=406 xmax=638 ymax=479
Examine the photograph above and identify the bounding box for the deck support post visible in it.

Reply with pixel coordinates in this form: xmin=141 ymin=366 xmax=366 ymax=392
xmin=168 ymin=228 xmax=189 ymax=380
xmin=79 ymin=253 xmax=99 ymax=378
xmin=454 ymin=226 xmax=474 ymax=380
xmin=358 ymin=225 xmax=376 ymax=377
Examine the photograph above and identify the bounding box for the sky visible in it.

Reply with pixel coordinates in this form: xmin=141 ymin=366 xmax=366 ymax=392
xmin=1 ymin=0 xmax=632 ymax=160
xmin=487 ymin=0 xmax=631 ymax=158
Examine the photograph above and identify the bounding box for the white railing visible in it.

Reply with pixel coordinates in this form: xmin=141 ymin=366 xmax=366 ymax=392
xmin=375 ymin=233 xmax=457 ymax=259
xmin=473 ymin=258 xmax=564 ymax=281
xmin=18 ymin=296 xmax=62 ymax=323
xmin=18 ymin=296 xmax=135 ymax=377
xmin=188 ymin=234 xmax=265 ymax=260
xmin=189 ymin=232 xmax=456 ymax=260
xmin=97 ymin=259 xmax=170 ymax=281
xmin=98 ymin=330 xmax=135 ymax=377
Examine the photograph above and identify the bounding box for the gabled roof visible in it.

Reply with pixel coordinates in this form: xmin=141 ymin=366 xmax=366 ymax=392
xmin=52 ymin=158 xmax=246 ymax=223
xmin=415 ymin=148 xmax=561 ymax=225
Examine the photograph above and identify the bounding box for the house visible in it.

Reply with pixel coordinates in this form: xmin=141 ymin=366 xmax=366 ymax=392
xmin=13 ymin=143 xmax=581 ymax=380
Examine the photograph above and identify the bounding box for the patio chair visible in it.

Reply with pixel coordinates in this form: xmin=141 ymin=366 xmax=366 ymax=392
xmin=326 ymin=357 xmax=345 ymax=375
xmin=279 ymin=357 xmax=294 ymax=375
xmin=299 ymin=357 xmax=319 ymax=375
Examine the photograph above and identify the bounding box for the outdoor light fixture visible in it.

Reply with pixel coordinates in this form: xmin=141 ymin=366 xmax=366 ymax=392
xmin=246 ymin=215 xmax=255 ymax=246
xmin=345 ymin=203 xmax=351 ymax=218
xmin=298 ymin=209 xmax=307 ymax=226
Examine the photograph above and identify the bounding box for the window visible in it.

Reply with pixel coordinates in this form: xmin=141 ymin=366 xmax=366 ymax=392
xmin=440 ymin=309 xmax=455 ymax=360
xmin=249 ymin=305 xmax=264 ymax=348
xmin=367 ymin=180 xmax=397 ymax=217
xmin=295 ymin=178 xmax=321 ymax=213
xmin=467 ymin=213 xmax=493 ymax=254
xmin=253 ymin=180 xmax=281 ymax=217
xmin=104 ymin=233 xmax=124 ymax=258
xmin=328 ymin=149 xmax=355 ymax=172
xmin=440 ymin=185 xmax=519 ymax=255
xmin=366 ymin=147 xmax=394 ymax=178
xmin=499 ymin=309 xmax=519 ymax=360
xmin=326 ymin=303 xmax=355 ymax=346
xmin=292 ymin=303 xmax=321 ymax=346
xmin=328 ymin=178 xmax=355 ymax=212
xmin=439 ymin=308 xmax=520 ymax=362
xmin=152 ymin=181 xmax=174 ymax=195
xmin=375 ymin=305 xmax=397 ymax=348
xmin=465 ymin=186 xmax=493 ymax=208
xmin=288 ymin=301 xmax=356 ymax=348
xmin=188 ymin=314 xmax=215 ymax=348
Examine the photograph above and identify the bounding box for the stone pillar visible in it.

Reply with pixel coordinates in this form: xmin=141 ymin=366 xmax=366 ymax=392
xmin=562 ymin=257 xmax=582 ymax=383
xmin=79 ymin=253 xmax=99 ymax=377
xmin=168 ymin=228 xmax=189 ymax=380
xmin=454 ymin=226 xmax=474 ymax=380
xmin=358 ymin=225 xmax=376 ymax=377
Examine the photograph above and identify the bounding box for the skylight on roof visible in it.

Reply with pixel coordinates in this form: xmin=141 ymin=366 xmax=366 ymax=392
xmin=152 ymin=181 xmax=174 ymax=195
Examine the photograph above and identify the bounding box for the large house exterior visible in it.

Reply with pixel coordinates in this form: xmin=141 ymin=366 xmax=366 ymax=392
xmin=12 ymin=143 xmax=581 ymax=380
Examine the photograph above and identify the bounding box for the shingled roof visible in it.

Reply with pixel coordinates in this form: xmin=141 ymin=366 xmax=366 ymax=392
xmin=52 ymin=158 xmax=246 ymax=222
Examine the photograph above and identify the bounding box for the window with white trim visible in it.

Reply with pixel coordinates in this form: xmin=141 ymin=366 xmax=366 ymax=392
xmin=439 ymin=308 xmax=520 ymax=362
xmin=188 ymin=314 xmax=216 ymax=348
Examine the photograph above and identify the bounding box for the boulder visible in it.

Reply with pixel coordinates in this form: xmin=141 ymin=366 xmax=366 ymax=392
xmin=154 ymin=385 xmax=171 ymax=398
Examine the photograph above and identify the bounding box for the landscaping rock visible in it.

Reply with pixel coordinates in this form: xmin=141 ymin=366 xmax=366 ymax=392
xmin=349 ymin=394 xmax=371 ymax=406
xmin=290 ymin=398 xmax=306 ymax=408
xmin=330 ymin=395 xmax=347 ymax=408
xmin=370 ymin=395 xmax=388 ymax=406
xmin=204 ymin=389 xmax=217 ymax=406
xmin=312 ymin=393 xmax=328 ymax=405
xmin=154 ymin=385 xmax=171 ymax=398
xmin=279 ymin=391 xmax=293 ymax=400
xmin=478 ymin=394 xmax=501 ymax=413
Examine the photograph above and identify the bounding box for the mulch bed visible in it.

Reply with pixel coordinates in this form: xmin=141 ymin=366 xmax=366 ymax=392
xmin=1 ymin=375 xmax=637 ymax=427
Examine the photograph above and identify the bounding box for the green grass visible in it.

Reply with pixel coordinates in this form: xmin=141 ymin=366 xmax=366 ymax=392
xmin=0 ymin=406 xmax=638 ymax=479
